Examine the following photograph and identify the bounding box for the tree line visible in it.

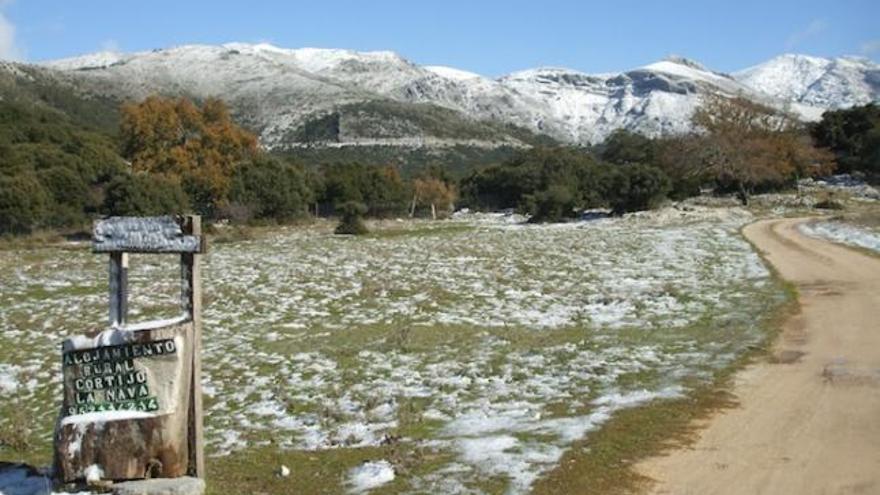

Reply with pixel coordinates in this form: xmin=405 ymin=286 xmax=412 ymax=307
xmin=0 ymin=96 xmax=462 ymax=234
xmin=2 ymin=95 xmax=876 ymax=235
xmin=461 ymin=95 xmax=847 ymax=220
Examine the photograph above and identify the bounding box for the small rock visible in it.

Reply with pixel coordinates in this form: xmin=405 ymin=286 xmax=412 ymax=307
xmin=112 ymin=477 xmax=205 ymax=495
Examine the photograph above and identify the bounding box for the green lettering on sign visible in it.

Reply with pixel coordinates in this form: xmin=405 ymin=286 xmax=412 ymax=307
xmin=63 ymin=339 xmax=177 ymax=417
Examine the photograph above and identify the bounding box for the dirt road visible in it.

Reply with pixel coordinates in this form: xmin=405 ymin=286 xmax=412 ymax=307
xmin=636 ymin=217 xmax=880 ymax=495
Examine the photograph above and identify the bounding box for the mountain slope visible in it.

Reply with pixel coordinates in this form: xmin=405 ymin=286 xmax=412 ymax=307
xmin=16 ymin=44 xmax=880 ymax=150
xmin=40 ymin=43 xmax=549 ymax=150
xmin=735 ymin=54 xmax=880 ymax=111
xmin=0 ymin=61 xmax=120 ymax=133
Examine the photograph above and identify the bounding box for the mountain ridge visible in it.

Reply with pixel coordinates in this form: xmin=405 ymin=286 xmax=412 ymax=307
xmin=8 ymin=43 xmax=879 ymax=150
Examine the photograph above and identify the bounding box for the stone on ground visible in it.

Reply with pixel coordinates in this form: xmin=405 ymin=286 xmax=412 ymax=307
xmin=112 ymin=477 xmax=205 ymax=495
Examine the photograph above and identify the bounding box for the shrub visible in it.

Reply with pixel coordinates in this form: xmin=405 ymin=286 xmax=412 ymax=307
xmin=607 ymin=164 xmax=671 ymax=214
xmin=811 ymin=103 xmax=879 ymax=178
xmin=0 ymin=100 xmax=128 ymax=234
xmin=814 ymin=192 xmax=845 ymax=210
xmin=229 ymin=157 xmax=312 ymax=222
xmin=814 ymin=199 xmax=844 ymax=210
xmin=460 ymin=147 xmax=600 ymax=212
xmin=319 ymin=163 xmax=408 ymax=217
xmin=528 ymin=185 xmax=577 ymax=223
xmin=334 ymin=201 xmax=369 ymax=235
xmin=102 ymin=173 xmax=190 ymax=216
xmin=38 ymin=166 xmax=93 ymax=227
xmin=0 ymin=174 xmax=50 ymax=234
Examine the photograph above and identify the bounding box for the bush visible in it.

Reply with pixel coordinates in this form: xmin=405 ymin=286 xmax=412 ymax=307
xmin=102 ymin=173 xmax=190 ymax=216
xmin=814 ymin=192 xmax=845 ymax=210
xmin=812 ymin=103 xmax=880 ymax=178
xmin=229 ymin=157 xmax=312 ymax=222
xmin=0 ymin=174 xmax=50 ymax=235
xmin=600 ymin=129 xmax=656 ymax=165
xmin=814 ymin=199 xmax=844 ymax=210
xmin=460 ymin=147 xmax=600 ymax=212
xmin=334 ymin=201 xmax=369 ymax=235
xmin=607 ymin=164 xmax=671 ymax=214
xmin=0 ymin=100 xmax=128 ymax=234
xmin=38 ymin=166 xmax=94 ymax=227
xmin=319 ymin=163 xmax=408 ymax=217
xmin=528 ymin=185 xmax=577 ymax=223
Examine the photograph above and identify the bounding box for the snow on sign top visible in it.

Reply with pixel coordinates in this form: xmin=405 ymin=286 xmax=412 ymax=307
xmin=93 ymin=216 xmax=203 ymax=253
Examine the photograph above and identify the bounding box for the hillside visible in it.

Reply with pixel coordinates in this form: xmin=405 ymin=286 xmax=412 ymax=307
xmin=0 ymin=44 xmax=876 ymax=156
xmin=734 ymin=54 xmax=880 ymax=118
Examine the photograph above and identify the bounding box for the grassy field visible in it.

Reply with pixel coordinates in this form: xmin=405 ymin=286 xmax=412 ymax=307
xmin=1 ymin=207 xmax=792 ymax=493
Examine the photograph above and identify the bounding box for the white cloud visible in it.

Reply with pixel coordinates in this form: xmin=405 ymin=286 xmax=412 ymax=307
xmin=785 ymin=19 xmax=827 ymax=50
xmin=861 ymin=40 xmax=880 ymax=56
xmin=0 ymin=8 xmax=22 ymax=60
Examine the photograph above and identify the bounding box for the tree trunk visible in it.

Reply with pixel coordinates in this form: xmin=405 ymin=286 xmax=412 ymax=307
xmin=431 ymin=203 xmax=437 ymax=220
xmin=737 ymin=182 xmax=750 ymax=206
xmin=409 ymin=193 xmax=418 ymax=218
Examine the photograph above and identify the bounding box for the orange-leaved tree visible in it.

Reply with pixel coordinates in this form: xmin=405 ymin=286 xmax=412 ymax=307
xmin=120 ymin=96 xmax=258 ymax=215
xmin=410 ymin=177 xmax=457 ymax=219
xmin=692 ymin=95 xmax=834 ymax=205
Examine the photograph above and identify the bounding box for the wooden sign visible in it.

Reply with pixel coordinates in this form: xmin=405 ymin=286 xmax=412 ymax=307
xmin=93 ymin=216 xmax=204 ymax=254
xmin=61 ymin=332 xmax=182 ymax=416
xmin=55 ymin=322 xmax=193 ymax=480
xmin=54 ymin=216 xmax=205 ymax=483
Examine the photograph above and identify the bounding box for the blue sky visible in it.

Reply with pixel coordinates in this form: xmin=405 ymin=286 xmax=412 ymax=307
xmin=1 ymin=0 xmax=877 ymax=76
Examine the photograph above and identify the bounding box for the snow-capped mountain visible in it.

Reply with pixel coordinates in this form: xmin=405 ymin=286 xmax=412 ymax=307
xmin=735 ymin=54 xmax=880 ymax=115
xmin=494 ymin=57 xmax=765 ymax=143
xmin=20 ymin=44 xmax=880 ymax=149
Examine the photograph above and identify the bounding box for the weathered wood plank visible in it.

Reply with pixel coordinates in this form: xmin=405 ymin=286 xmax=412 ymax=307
xmin=94 ymin=217 xmax=203 ymax=254
xmin=181 ymin=216 xmax=205 ymax=479
xmin=109 ymin=253 xmax=128 ymax=326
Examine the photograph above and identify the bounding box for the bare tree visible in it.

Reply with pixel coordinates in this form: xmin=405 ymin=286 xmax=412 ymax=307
xmin=692 ymin=95 xmax=834 ymax=205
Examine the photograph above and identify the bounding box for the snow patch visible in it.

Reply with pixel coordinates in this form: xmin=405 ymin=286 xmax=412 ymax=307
xmin=347 ymin=460 xmax=395 ymax=493
xmin=800 ymin=221 xmax=880 ymax=253
xmin=0 ymin=363 xmax=22 ymax=393
xmin=83 ymin=464 xmax=103 ymax=484
xmin=61 ymin=410 xmax=156 ymax=427
xmin=424 ymin=65 xmax=483 ymax=81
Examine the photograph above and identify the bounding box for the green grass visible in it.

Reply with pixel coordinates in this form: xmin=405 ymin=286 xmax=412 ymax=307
xmin=531 ymin=269 xmax=798 ymax=495
xmin=0 ymin=214 xmax=797 ymax=493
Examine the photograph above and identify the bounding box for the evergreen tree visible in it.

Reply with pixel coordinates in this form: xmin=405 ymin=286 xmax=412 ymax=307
xmin=0 ymin=174 xmax=50 ymax=235
xmin=811 ymin=103 xmax=880 ymax=179
xmin=229 ymin=156 xmax=313 ymax=221
xmin=334 ymin=201 xmax=369 ymax=235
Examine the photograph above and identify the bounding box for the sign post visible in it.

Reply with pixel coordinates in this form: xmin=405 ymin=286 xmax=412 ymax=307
xmin=53 ymin=215 xmax=206 ymax=484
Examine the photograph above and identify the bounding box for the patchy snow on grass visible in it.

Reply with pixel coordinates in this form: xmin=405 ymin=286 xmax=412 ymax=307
xmin=800 ymin=221 xmax=880 ymax=253
xmin=347 ymin=460 xmax=395 ymax=493
xmin=0 ymin=208 xmax=783 ymax=493
xmin=0 ymin=363 xmax=23 ymax=393
xmin=799 ymin=174 xmax=880 ymax=200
